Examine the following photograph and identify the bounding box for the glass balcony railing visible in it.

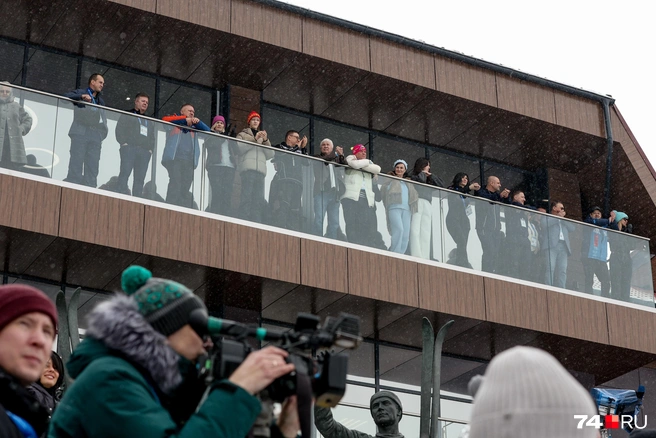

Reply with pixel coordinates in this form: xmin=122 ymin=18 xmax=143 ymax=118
xmin=1 ymin=83 xmax=653 ymax=307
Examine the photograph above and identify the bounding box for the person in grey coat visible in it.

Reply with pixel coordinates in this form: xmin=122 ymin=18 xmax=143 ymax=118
xmin=0 ymin=82 xmax=33 ymax=170
xmin=541 ymin=200 xmax=575 ymax=288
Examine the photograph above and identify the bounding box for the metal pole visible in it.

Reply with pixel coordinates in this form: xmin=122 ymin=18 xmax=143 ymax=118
xmin=602 ymin=100 xmax=615 ymax=216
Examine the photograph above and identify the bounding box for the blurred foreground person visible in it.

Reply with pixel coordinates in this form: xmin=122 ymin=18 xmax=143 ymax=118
xmin=49 ymin=266 xmax=299 ymax=438
xmin=468 ymin=346 xmax=598 ymax=438
xmin=0 ymin=284 xmax=58 ymax=438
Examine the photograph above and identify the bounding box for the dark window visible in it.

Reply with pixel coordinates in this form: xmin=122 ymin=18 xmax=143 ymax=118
xmin=81 ymin=62 xmax=156 ymax=116
xmin=159 ymin=80 xmax=212 ymax=126
xmin=0 ymin=40 xmax=24 ymax=84
xmin=430 ymin=151 xmax=481 ymax=187
xmin=374 ymin=136 xmax=425 ymax=175
xmin=313 ymin=120 xmax=369 ymax=156
xmin=261 ymin=107 xmax=310 ymax=147
xmin=25 ymin=49 xmax=77 ymax=95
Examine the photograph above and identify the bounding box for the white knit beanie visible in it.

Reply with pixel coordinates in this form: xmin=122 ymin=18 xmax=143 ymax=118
xmin=469 ymin=346 xmax=598 ymax=438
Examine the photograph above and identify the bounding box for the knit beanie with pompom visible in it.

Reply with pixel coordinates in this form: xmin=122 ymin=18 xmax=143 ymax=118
xmin=120 ymin=265 xmax=206 ymax=336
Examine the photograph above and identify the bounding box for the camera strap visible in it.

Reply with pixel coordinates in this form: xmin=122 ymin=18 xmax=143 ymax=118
xmin=296 ymin=373 xmax=313 ymax=438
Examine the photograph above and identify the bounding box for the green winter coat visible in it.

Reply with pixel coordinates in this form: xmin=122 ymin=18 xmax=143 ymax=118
xmin=48 ymin=296 xmax=261 ymax=438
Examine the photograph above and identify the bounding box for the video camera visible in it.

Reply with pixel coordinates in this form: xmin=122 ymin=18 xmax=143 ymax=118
xmin=189 ymin=309 xmax=362 ymax=437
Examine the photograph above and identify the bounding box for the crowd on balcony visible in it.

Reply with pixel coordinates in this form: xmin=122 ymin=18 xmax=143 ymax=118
xmin=0 ymin=76 xmax=642 ymax=301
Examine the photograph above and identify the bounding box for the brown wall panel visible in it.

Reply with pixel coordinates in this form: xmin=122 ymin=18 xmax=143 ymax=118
xmin=546 ymin=291 xmax=609 ymax=344
xmin=0 ymin=174 xmax=61 ymax=236
xmin=302 ymin=19 xmax=370 ymax=71
xmin=496 ymin=74 xmax=556 ymax=124
xmin=107 ymin=0 xmax=155 ymax=12
xmin=156 ymin=0 xmax=230 ymax=32
xmin=347 ymin=249 xmax=419 ymax=307
xmin=370 ymin=38 xmax=436 ymax=90
xmin=418 ymin=264 xmax=486 ymax=320
xmin=59 ymin=189 xmax=144 ymax=252
xmin=223 ymin=222 xmax=300 ymax=283
xmin=300 ymin=239 xmax=348 ymax=293
xmin=435 ymin=57 xmax=497 ymax=107
xmin=484 ymin=277 xmax=549 ymax=332
xmin=554 ymin=91 xmax=604 ymax=137
xmin=607 ymin=304 xmax=656 ymax=354
xmin=231 ymin=0 xmax=302 ymax=52
xmin=143 ymin=207 xmax=224 ymax=268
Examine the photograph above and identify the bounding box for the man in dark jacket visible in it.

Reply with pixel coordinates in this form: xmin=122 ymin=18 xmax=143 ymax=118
xmin=49 ymin=265 xmax=299 ymax=438
xmin=581 ymin=206 xmax=613 ymax=296
xmin=504 ymin=190 xmax=536 ymax=279
xmin=161 ymin=104 xmax=210 ymax=208
xmin=63 ymin=73 xmax=108 ymax=188
xmin=270 ymin=129 xmax=309 ymax=230
xmin=0 ymin=284 xmax=58 ymax=438
xmin=0 ymin=82 xmax=33 ymax=170
xmin=115 ymin=93 xmax=155 ymax=198
xmin=312 ymin=138 xmax=345 ymax=239
xmin=541 ymin=201 xmax=575 ymax=288
xmin=474 ymin=176 xmax=510 ymax=273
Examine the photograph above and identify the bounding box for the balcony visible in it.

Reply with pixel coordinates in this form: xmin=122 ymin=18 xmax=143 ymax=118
xmin=1 ymin=83 xmax=652 ymax=307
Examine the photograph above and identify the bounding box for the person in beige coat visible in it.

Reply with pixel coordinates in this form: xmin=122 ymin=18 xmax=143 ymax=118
xmin=340 ymin=144 xmax=386 ymax=249
xmin=235 ymin=111 xmax=273 ymax=223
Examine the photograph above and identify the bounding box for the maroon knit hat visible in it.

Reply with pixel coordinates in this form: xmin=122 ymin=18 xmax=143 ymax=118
xmin=0 ymin=284 xmax=58 ymax=333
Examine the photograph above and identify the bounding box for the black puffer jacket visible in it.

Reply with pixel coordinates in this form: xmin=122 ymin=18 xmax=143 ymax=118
xmin=0 ymin=368 xmax=50 ymax=438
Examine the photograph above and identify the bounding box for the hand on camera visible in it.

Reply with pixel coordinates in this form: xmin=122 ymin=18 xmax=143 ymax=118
xmin=228 ymin=346 xmax=295 ymax=395
xmin=277 ymin=396 xmax=300 ymax=438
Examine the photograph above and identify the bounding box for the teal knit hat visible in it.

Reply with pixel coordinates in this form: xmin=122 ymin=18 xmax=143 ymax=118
xmin=121 ymin=265 xmax=206 ymax=336
xmin=614 ymin=211 xmax=628 ymax=224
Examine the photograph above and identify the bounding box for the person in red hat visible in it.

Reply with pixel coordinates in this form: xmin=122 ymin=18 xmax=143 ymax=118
xmin=0 ymin=284 xmax=58 ymax=438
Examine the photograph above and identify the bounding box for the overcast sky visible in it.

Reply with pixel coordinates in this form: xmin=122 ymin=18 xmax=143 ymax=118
xmin=281 ymin=0 xmax=656 ymax=169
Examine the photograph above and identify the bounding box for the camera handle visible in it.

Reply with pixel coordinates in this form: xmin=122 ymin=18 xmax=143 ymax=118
xmin=296 ymin=372 xmax=313 ymax=438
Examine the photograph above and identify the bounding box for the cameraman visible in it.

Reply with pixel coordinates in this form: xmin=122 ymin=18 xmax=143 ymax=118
xmin=49 ymin=266 xmax=299 ymax=438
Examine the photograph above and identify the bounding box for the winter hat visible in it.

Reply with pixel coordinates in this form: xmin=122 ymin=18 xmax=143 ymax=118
xmin=588 ymin=206 xmax=603 ymax=215
xmin=0 ymin=284 xmax=58 ymax=333
xmin=393 ymin=159 xmax=408 ymax=169
xmin=468 ymin=375 xmax=484 ymax=398
xmin=211 ymin=115 xmax=225 ymax=126
xmin=469 ymin=346 xmax=597 ymax=438
xmin=614 ymin=211 xmax=628 ymax=223
xmin=121 ymin=266 xmax=206 ymax=336
xmin=246 ymin=111 xmax=261 ymax=125
xmin=352 ymin=144 xmax=366 ymax=155
xmin=370 ymin=390 xmax=403 ymax=419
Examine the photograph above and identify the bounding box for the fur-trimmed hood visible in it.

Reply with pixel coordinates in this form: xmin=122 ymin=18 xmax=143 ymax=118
xmin=68 ymin=294 xmax=182 ymax=393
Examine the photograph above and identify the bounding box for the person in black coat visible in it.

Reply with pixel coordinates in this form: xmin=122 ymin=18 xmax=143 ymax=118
xmin=204 ymin=115 xmax=238 ymax=216
xmin=115 ymin=93 xmax=155 ymax=198
xmin=474 ymin=176 xmax=511 ymax=274
xmin=446 ymin=172 xmax=480 ymax=268
xmin=27 ymin=351 xmax=64 ymax=416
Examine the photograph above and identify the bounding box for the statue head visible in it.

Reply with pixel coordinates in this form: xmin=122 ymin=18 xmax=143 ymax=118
xmin=370 ymin=391 xmax=403 ymax=428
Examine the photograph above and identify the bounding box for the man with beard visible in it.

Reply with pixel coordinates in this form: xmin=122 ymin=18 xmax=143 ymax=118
xmin=314 ymin=391 xmax=404 ymax=438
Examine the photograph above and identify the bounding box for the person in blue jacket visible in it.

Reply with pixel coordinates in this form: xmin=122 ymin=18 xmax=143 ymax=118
xmin=161 ymin=104 xmax=210 ymax=208
xmin=581 ymin=206 xmax=613 ymax=297
xmin=63 ymin=74 xmax=107 ymax=188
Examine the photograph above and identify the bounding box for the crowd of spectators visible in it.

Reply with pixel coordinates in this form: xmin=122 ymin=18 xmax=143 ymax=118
xmin=0 ymin=77 xmax=643 ymax=301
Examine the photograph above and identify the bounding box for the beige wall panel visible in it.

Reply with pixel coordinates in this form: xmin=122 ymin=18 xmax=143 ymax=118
xmin=607 ymin=304 xmax=656 ymax=354
xmin=302 ymin=19 xmax=370 ymax=71
xmin=418 ymin=264 xmax=486 ymax=320
xmin=143 ymin=207 xmax=224 ymax=268
xmin=156 ymin=0 xmax=230 ymax=32
xmin=554 ymin=91 xmax=604 ymax=137
xmin=107 ymin=0 xmax=155 ymax=12
xmin=347 ymin=249 xmax=418 ymax=307
xmin=231 ymin=0 xmax=302 ymax=52
xmin=0 ymin=174 xmax=61 ymax=236
xmin=496 ymin=74 xmax=556 ymax=124
xmin=485 ymin=277 xmax=549 ymax=332
xmin=224 ymin=223 xmax=300 ymax=283
xmin=434 ymin=57 xmax=497 ymax=107
xmin=370 ymin=38 xmax=436 ymax=90
xmin=59 ymin=189 xmax=144 ymax=252
xmin=546 ymin=291 xmax=609 ymax=344
xmin=300 ymin=239 xmax=348 ymax=293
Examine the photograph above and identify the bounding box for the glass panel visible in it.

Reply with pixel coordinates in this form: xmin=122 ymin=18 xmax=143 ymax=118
xmin=25 ymin=49 xmax=77 ymax=95
xmin=0 ymin=40 xmax=24 ymax=84
xmin=259 ymin=107 xmax=310 ymax=150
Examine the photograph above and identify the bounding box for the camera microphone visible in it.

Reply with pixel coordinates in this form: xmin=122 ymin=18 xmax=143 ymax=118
xmin=189 ymin=309 xmax=283 ymax=341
